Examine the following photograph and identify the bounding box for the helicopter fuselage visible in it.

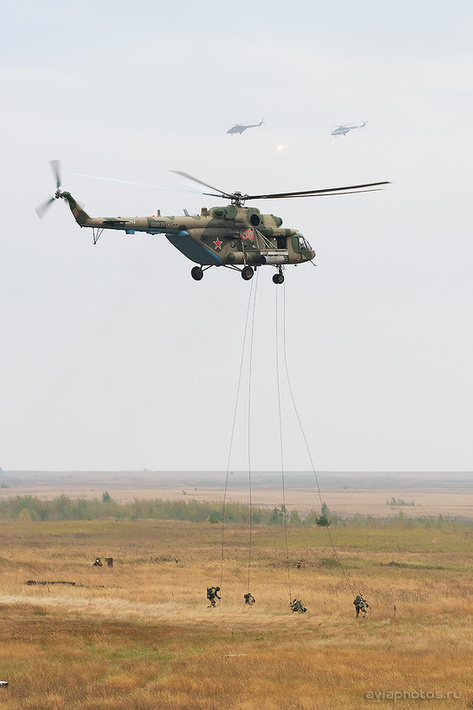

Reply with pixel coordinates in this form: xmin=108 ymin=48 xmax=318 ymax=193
xmin=39 ymin=161 xmax=387 ymax=283
xmin=227 ymin=120 xmax=263 ymax=135
xmin=59 ymin=191 xmax=315 ymax=271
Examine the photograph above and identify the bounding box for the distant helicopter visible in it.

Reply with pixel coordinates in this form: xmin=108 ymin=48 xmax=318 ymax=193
xmin=227 ymin=119 xmax=264 ymax=135
xmin=36 ymin=162 xmax=389 ymax=284
xmin=331 ymin=121 xmax=368 ymax=137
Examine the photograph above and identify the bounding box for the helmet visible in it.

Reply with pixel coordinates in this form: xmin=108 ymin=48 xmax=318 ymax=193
xmin=215 ymin=587 xmax=220 ymax=591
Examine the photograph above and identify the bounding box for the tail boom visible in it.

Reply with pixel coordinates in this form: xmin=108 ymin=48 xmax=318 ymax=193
xmin=58 ymin=191 xmax=91 ymax=226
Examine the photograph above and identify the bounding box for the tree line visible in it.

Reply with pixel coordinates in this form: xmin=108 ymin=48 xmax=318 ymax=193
xmin=0 ymin=494 xmax=317 ymax=525
xmin=0 ymin=494 xmax=470 ymax=530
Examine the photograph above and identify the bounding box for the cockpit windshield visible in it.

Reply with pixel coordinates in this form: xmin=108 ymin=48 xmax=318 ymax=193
xmin=298 ymin=236 xmax=312 ymax=252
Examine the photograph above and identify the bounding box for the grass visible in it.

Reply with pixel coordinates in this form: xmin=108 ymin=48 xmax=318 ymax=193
xmin=0 ymin=518 xmax=472 ymax=708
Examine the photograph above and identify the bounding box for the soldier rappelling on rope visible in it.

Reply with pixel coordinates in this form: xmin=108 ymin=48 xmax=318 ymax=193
xmin=207 ymin=586 xmax=221 ymax=607
xmin=353 ymin=593 xmax=369 ymax=618
xmin=244 ymin=593 xmax=255 ymax=605
xmin=290 ymin=598 xmax=307 ymax=613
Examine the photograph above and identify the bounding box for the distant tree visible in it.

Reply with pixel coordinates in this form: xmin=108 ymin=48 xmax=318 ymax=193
xmin=316 ymin=502 xmax=331 ymax=527
xmin=18 ymin=508 xmax=32 ymax=523
xmin=303 ymin=510 xmax=318 ymax=525
xmin=102 ymin=491 xmax=112 ymax=503
xmin=269 ymin=505 xmax=289 ymax=525
xmin=386 ymin=496 xmax=415 ymax=507
xmin=289 ymin=509 xmax=302 ymax=526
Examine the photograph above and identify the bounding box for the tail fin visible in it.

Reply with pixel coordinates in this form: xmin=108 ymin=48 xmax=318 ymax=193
xmin=60 ymin=191 xmax=91 ymax=226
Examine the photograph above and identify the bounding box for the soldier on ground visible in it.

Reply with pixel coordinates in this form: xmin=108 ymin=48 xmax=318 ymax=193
xmin=290 ymin=598 xmax=307 ymax=613
xmin=353 ymin=593 xmax=369 ymax=617
xmin=244 ymin=593 xmax=255 ymax=605
xmin=93 ymin=557 xmax=102 ymax=566
xmin=207 ymin=586 xmax=221 ymax=607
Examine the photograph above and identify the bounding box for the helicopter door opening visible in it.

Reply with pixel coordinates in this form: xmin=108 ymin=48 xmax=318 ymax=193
xmin=277 ymin=236 xmax=287 ymax=249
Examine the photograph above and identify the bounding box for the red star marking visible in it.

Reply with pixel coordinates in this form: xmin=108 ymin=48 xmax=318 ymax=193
xmin=214 ymin=238 xmax=223 ymax=249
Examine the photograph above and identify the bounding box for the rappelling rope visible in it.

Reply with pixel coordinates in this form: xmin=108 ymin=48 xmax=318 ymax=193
xmin=220 ymin=272 xmax=259 ymax=593
xmin=246 ymin=271 xmax=259 ymax=592
xmin=221 ymin=276 xmax=354 ymax=605
xmin=280 ymin=285 xmax=354 ymax=594
xmin=275 ymin=287 xmax=293 ymax=602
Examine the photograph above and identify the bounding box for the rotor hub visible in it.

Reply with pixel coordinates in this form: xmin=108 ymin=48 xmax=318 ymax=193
xmin=230 ymin=191 xmax=249 ymax=206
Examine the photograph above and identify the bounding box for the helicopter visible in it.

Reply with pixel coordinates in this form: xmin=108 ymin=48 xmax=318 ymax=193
xmin=36 ymin=162 xmax=389 ymax=284
xmin=227 ymin=119 xmax=264 ymax=135
xmin=331 ymin=121 xmax=368 ymax=137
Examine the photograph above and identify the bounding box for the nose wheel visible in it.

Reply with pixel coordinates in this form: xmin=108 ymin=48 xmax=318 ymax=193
xmin=191 ymin=266 xmax=204 ymax=281
xmin=272 ymin=268 xmax=284 ymax=285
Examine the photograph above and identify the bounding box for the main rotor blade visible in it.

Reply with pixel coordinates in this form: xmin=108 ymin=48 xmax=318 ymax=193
xmin=171 ymin=170 xmax=231 ymax=198
xmin=50 ymin=160 xmax=61 ymax=190
xmin=64 ymin=171 xmax=200 ymax=194
xmin=245 ymin=182 xmax=390 ymax=201
xmin=35 ymin=196 xmax=56 ymax=219
xmin=201 ymin=191 xmax=231 ymax=199
xmin=286 ymin=187 xmax=386 ymax=197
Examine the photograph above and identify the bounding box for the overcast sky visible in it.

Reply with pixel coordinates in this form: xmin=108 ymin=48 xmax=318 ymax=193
xmin=1 ymin=0 xmax=472 ymax=472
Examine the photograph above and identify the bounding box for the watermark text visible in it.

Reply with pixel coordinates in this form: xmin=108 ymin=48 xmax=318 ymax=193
xmin=365 ymin=690 xmax=461 ymax=702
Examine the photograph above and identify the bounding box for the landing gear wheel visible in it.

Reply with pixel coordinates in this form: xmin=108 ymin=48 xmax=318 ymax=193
xmin=241 ymin=266 xmax=254 ymax=281
xmin=191 ymin=266 xmax=204 ymax=281
xmin=273 ymin=272 xmax=284 ymax=284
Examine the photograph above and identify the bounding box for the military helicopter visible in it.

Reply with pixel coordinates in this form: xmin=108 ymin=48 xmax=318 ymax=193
xmin=227 ymin=119 xmax=264 ymax=135
xmin=331 ymin=121 xmax=368 ymax=137
xmin=36 ymin=162 xmax=389 ymax=284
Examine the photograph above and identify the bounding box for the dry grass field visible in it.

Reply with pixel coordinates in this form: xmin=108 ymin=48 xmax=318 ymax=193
xmin=0 ymin=516 xmax=472 ymax=709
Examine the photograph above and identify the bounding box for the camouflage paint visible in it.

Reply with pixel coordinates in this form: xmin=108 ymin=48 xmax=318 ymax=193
xmin=58 ymin=192 xmax=316 ymax=268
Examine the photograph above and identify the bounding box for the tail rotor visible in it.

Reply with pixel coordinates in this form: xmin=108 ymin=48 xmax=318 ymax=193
xmin=51 ymin=159 xmax=62 ymax=190
xmin=35 ymin=160 xmax=63 ymax=219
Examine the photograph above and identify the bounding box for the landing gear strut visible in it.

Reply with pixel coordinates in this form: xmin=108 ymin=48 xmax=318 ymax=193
xmin=191 ymin=266 xmax=204 ymax=281
xmin=272 ymin=267 xmax=284 ymax=285
xmin=241 ymin=265 xmax=254 ymax=281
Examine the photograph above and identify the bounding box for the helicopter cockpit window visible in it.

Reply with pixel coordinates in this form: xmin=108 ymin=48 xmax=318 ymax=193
xmin=298 ymin=236 xmax=312 ymax=252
